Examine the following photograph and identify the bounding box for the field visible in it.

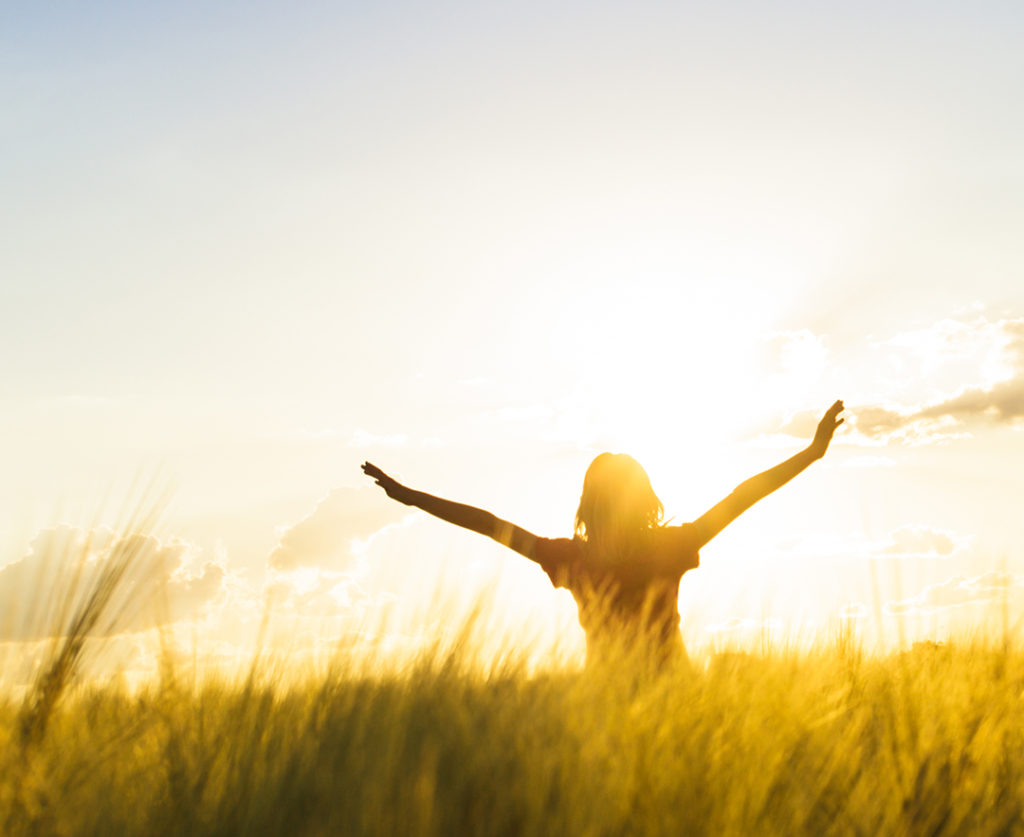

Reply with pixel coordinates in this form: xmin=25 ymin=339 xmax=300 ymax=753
xmin=4 ymin=624 xmax=1024 ymax=836
xmin=3 ymin=522 xmax=1023 ymax=835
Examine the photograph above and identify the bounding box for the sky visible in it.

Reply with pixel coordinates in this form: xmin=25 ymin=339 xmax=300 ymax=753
xmin=2 ymin=0 xmax=1024 ymax=674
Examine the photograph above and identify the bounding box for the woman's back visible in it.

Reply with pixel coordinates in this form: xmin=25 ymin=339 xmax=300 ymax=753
xmin=534 ymin=525 xmax=700 ymax=661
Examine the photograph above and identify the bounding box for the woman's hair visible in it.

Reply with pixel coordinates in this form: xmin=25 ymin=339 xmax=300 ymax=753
xmin=574 ymin=453 xmax=664 ymax=553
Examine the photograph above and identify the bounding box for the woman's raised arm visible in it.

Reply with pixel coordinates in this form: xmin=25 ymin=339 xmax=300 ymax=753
xmin=690 ymin=400 xmax=844 ymax=549
xmin=361 ymin=462 xmax=540 ymax=559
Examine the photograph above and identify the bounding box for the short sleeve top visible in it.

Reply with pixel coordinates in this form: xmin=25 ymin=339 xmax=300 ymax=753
xmin=533 ymin=525 xmax=700 ymax=648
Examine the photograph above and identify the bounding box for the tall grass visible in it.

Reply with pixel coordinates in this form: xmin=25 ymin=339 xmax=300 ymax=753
xmin=3 ymin=527 xmax=1024 ymax=834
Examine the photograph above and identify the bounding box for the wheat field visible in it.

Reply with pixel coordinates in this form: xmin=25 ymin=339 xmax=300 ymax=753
xmin=5 ymin=629 xmax=1024 ymax=835
xmin=3 ymin=526 xmax=1023 ymax=836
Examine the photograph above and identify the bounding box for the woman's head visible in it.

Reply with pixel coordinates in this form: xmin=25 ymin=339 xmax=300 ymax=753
xmin=574 ymin=453 xmax=664 ymax=547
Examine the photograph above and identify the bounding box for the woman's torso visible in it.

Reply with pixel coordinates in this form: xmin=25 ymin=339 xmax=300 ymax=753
xmin=534 ymin=525 xmax=700 ymax=661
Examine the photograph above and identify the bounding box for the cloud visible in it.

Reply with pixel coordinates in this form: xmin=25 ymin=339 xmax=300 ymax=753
xmin=262 ymin=490 xmax=572 ymax=651
xmin=915 ymin=377 xmax=1024 ymax=425
xmin=769 ymin=317 xmax=1024 ymax=447
xmin=777 ymin=404 xmax=969 ymax=448
xmin=168 ymin=560 xmax=226 ymax=616
xmin=264 ymin=567 xmax=376 ymax=621
xmin=0 ymin=525 xmax=228 ymax=641
xmin=847 ymin=405 xmax=919 ymax=439
xmin=880 ymin=526 xmax=960 ymax=559
xmin=263 ymin=484 xmax=505 ymax=629
xmin=862 ymin=317 xmax=1024 ymax=443
xmin=882 ymin=317 xmax=1023 ymax=387
xmin=885 ymin=570 xmax=1022 ymax=615
xmin=768 ymin=525 xmax=968 ymax=563
xmin=267 ymin=487 xmax=405 ymax=573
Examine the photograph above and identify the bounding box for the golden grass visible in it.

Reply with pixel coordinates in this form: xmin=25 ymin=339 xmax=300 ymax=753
xmin=4 ymin=523 xmax=1024 ymax=835
xmin=5 ymin=628 xmax=1024 ymax=834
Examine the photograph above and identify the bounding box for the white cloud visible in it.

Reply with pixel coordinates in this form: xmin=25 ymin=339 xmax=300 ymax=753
xmin=264 ymin=567 xmax=375 ymax=620
xmin=881 ymin=316 xmax=1022 ymax=390
xmin=860 ymin=317 xmax=1024 ymax=443
xmin=768 ymin=316 xmax=1024 ymax=447
xmin=880 ymin=526 xmax=962 ymax=560
xmin=777 ymin=404 xmax=970 ymax=448
xmin=0 ymin=525 xmax=228 ymax=641
xmin=916 ymin=376 xmax=1024 ymax=426
xmin=267 ymin=487 xmax=406 ymax=572
xmin=885 ymin=570 xmax=1022 ymax=615
xmin=768 ymin=525 xmax=969 ymax=563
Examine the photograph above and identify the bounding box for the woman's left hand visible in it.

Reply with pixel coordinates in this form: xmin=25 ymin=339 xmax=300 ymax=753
xmin=810 ymin=400 xmax=845 ymax=458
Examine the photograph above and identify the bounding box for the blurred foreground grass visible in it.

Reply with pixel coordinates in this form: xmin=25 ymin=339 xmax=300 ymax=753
xmin=3 ymin=634 xmax=1024 ymax=836
xmin=4 ymin=514 xmax=1024 ymax=835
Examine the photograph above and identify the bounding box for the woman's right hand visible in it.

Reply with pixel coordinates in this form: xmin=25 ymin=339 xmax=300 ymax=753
xmin=362 ymin=461 xmax=412 ymax=504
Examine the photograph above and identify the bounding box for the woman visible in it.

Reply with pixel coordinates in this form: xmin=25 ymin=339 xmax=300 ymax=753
xmin=362 ymin=400 xmax=844 ymax=665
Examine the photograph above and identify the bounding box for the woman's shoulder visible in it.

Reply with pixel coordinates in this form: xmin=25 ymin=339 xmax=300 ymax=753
xmin=534 ymin=536 xmax=582 ymax=565
xmin=656 ymin=523 xmax=699 ymax=548
xmin=654 ymin=524 xmax=700 ymax=570
xmin=533 ymin=536 xmax=583 ymax=588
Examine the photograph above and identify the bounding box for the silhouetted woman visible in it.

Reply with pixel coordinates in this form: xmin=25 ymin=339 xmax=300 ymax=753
xmin=362 ymin=400 xmax=844 ymax=666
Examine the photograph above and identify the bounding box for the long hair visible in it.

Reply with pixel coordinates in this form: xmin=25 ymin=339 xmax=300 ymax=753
xmin=574 ymin=453 xmax=664 ymax=558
